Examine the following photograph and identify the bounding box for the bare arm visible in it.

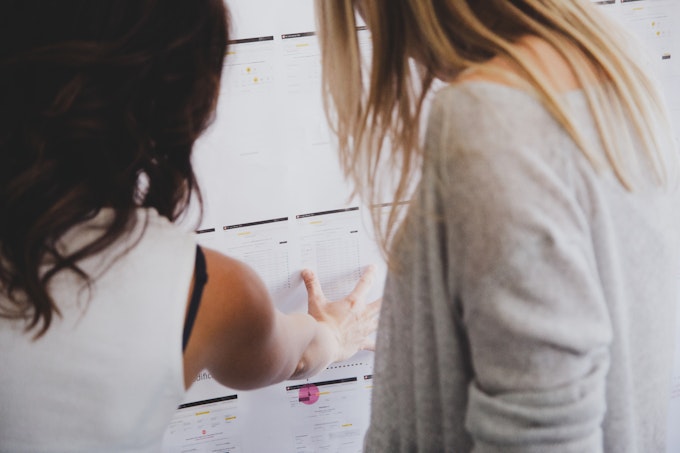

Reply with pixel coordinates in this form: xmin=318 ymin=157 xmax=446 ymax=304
xmin=183 ymin=247 xmax=380 ymax=390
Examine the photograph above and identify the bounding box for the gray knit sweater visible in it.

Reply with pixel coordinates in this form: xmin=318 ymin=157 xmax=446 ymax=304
xmin=364 ymin=83 xmax=680 ymax=452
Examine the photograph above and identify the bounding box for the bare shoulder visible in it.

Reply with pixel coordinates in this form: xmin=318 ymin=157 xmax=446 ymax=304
xmin=182 ymin=248 xmax=276 ymax=389
xmin=453 ymin=35 xmax=583 ymax=93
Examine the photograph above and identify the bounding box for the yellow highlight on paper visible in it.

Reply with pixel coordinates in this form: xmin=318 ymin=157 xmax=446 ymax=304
xmin=237 ymin=232 xmax=252 ymax=237
xmin=342 ymin=424 xmax=353 ymax=428
xmin=195 ymin=411 xmax=210 ymax=416
xmin=225 ymin=416 xmax=237 ymax=421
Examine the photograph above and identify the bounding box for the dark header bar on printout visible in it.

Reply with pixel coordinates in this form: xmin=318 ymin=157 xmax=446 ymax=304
xmin=281 ymin=31 xmax=316 ymax=39
xmin=286 ymin=377 xmax=358 ymax=391
xmin=178 ymin=395 xmax=238 ymax=409
xmin=296 ymin=207 xmax=359 ymax=220
xmin=282 ymin=26 xmax=366 ymax=40
xmin=228 ymin=36 xmax=275 ymax=45
xmin=223 ymin=217 xmax=288 ymax=230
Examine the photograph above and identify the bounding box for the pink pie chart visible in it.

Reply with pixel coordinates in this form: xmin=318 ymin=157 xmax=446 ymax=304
xmin=298 ymin=384 xmax=320 ymax=405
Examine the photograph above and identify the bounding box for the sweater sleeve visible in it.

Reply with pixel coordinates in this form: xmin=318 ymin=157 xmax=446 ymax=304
xmin=430 ymin=86 xmax=613 ymax=452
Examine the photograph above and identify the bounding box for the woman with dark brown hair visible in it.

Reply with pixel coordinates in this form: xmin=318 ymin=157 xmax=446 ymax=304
xmin=0 ymin=1 xmax=379 ymax=450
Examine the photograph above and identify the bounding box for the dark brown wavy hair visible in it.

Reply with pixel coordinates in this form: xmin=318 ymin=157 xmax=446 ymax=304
xmin=0 ymin=0 xmax=229 ymax=337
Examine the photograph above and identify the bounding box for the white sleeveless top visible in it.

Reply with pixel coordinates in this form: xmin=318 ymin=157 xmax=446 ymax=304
xmin=0 ymin=208 xmax=196 ymax=452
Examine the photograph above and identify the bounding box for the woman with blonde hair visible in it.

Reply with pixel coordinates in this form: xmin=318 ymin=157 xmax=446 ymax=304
xmin=316 ymin=0 xmax=680 ymax=451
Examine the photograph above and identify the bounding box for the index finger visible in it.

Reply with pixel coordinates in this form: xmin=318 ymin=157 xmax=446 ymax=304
xmin=301 ymin=268 xmax=325 ymax=301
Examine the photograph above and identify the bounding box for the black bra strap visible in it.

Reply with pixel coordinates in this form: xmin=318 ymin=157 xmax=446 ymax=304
xmin=183 ymin=245 xmax=208 ymax=352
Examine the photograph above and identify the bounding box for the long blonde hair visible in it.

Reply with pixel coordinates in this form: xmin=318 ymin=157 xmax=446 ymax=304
xmin=315 ymin=0 xmax=676 ymax=256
